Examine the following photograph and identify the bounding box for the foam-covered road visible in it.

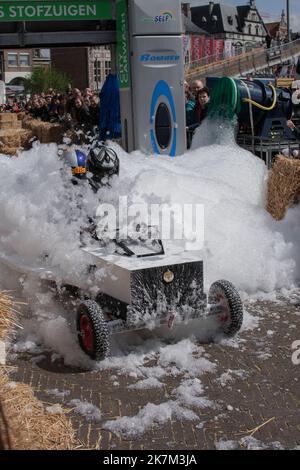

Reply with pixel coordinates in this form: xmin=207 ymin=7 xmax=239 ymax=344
xmin=8 ymin=296 xmax=300 ymax=450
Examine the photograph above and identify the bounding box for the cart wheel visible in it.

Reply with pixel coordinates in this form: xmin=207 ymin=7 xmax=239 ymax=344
xmin=76 ymin=300 xmax=110 ymax=361
xmin=208 ymin=280 xmax=243 ymax=337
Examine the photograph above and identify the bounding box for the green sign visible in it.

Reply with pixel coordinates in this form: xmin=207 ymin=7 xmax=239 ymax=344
xmin=116 ymin=0 xmax=130 ymax=89
xmin=0 ymin=1 xmax=112 ymax=22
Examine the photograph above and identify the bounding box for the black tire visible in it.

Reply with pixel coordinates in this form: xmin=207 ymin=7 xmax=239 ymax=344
xmin=76 ymin=300 xmax=110 ymax=361
xmin=208 ymin=280 xmax=243 ymax=337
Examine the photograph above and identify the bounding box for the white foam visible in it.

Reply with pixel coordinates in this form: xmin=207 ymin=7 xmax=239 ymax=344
xmin=103 ymin=401 xmax=198 ymax=438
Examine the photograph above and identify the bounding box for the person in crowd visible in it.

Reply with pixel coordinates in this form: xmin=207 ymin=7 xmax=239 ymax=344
xmin=89 ymin=95 xmax=100 ymax=127
xmin=190 ymin=79 xmax=204 ymax=99
xmin=66 ymin=88 xmax=82 ymax=113
xmin=185 ymin=88 xmax=196 ymax=127
xmin=84 ymin=88 xmax=93 ymax=100
xmin=29 ymin=97 xmax=48 ymax=121
xmin=12 ymin=100 xmax=21 ymax=113
xmin=71 ymin=97 xmax=91 ymax=127
xmin=287 ymin=119 xmax=300 ymax=140
xmin=57 ymin=95 xmax=68 ymax=119
xmin=194 ymin=86 xmax=210 ymax=125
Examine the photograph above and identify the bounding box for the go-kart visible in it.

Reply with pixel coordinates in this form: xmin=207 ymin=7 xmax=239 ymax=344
xmin=0 ymin=226 xmax=243 ymax=361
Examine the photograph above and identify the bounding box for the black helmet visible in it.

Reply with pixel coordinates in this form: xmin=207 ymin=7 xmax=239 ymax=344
xmin=88 ymin=144 xmax=119 ymax=181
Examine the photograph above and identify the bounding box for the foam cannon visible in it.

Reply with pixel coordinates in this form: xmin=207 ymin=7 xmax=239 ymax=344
xmin=207 ymin=77 xmax=294 ymax=140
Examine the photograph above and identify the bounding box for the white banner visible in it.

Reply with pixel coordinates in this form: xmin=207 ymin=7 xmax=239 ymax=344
xmin=183 ymin=35 xmax=191 ymax=58
xmin=224 ymin=40 xmax=233 ymax=58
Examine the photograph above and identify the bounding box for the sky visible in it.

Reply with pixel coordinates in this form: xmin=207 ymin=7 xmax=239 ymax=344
xmin=189 ymin=0 xmax=300 ymax=32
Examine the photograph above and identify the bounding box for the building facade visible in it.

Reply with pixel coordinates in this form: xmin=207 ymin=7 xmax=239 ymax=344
xmin=266 ymin=10 xmax=288 ymax=44
xmin=191 ymin=0 xmax=268 ymax=54
xmin=51 ymin=45 xmax=111 ymax=92
xmin=0 ymin=48 xmax=50 ymax=85
xmin=0 ymin=49 xmax=33 ymax=85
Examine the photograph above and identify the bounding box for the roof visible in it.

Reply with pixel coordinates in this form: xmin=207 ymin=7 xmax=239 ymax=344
xmin=265 ymin=22 xmax=280 ymax=35
xmin=191 ymin=2 xmax=267 ymax=36
xmin=236 ymin=6 xmax=250 ymax=28
xmin=191 ymin=3 xmax=242 ymax=34
xmin=183 ymin=14 xmax=209 ymax=35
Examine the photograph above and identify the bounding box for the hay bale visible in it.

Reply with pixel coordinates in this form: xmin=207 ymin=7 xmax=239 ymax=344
xmin=22 ymin=119 xmax=62 ymax=143
xmin=267 ymin=155 xmax=300 ymax=220
xmin=0 ymin=113 xmax=17 ymax=124
xmin=0 ymin=291 xmax=18 ymax=343
xmin=0 ymin=121 xmax=22 ymax=131
xmin=40 ymin=122 xmax=62 ymax=144
xmin=0 ymin=130 xmax=21 ymax=148
xmin=20 ymin=129 xmax=34 ymax=149
xmin=0 ymin=372 xmax=78 ymax=450
xmin=0 ymin=291 xmax=78 ymax=450
xmin=0 ymin=291 xmax=19 ymax=367
xmin=0 ymin=146 xmax=19 ymax=156
xmin=17 ymin=112 xmax=26 ymax=121
xmin=0 ymin=128 xmax=34 ymax=155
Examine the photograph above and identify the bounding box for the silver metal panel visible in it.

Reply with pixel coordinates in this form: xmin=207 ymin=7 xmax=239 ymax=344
xmin=82 ymin=248 xmax=132 ymax=304
xmin=131 ymin=35 xmax=186 ymax=156
xmin=83 ymin=248 xmax=203 ymax=271
xmin=129 ymin=0 xmax=183 ymax=36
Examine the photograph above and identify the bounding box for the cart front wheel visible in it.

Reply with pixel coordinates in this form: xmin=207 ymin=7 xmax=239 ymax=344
xmin=76 ymin=300 xmax=110 ymax=360
xmin=208 ymin=280 xmax=243 ymax=337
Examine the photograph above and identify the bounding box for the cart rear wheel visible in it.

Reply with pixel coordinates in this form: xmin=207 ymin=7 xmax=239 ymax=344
xmin=208 ymin=280 xmax=243 ymax=337
xmin=76 ymin=300 xmax=110 ymax=360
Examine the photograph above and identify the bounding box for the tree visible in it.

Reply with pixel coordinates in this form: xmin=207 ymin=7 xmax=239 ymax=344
xmin=24 ymin=67 xmax=71 ymax=94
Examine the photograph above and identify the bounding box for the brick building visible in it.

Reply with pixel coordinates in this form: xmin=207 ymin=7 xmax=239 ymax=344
xmin=0 ymin=48 xmax=50 ymax=85
xmin=51 ymin=45 xmax=111 ymax=92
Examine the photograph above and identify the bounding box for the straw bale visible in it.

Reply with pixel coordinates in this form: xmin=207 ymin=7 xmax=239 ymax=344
xmin=0 ymin=292 xmax=17 ymax=342
xmin=0 ymin=128 xmax=34 ymax=155
xmin=0 ymin=129 xmax=21 ymax=147
xmin=20 ymin=129 xmax=34 ymax=149
xmin=0 ymin=113 xmax=17 ymax=123
xmin=266 ymin=155 xmax=300 ymax=220
xmin=0 ymin=371 xmax=78 ymax=450
xmin=17 ymin=112 xmax=26 ymax=121
xmin=0 ymin=121 xmax=22 ymax=131
xmin=0 ymin=146 xmax=19 ymax=156
xmin=22 ymin=119 xmax=63 ymax=144
xmin=22 ymin=115 xmax=34 ymax=128
xmin=40 ymin=122 xmax=62 ymax=144
xmin=0 ymin=291 xmax=78 ymax=450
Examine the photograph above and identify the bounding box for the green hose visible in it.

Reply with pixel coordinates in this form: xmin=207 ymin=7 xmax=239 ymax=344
xmin=207 ymin=77 xmax=241 ymax=121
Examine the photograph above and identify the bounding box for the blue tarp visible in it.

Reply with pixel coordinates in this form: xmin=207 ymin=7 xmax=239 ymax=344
xmin=99 ymin=73 xmax=121 ymax=141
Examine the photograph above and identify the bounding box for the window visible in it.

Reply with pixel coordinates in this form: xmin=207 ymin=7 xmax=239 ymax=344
xmin=248 ymin=25 xmax=252 ymax=35
xmin=256 ymin=25 xmax=260 ymax=36
xmin=19 ymin=54 xmax=30 ymax=67
xmin=94 ymin=60 xmax=101 ymax=85
xmin=105 ymin=60 xmax=111 ymax=75
xmin=7 ymin=53 xmax=17 ymax=66
xmin=228 ymin=16 xmax=233 ymax=25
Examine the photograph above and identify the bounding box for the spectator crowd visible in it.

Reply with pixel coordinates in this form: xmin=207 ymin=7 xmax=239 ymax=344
xmin=0 ymin=86 xmax=100 ymax=130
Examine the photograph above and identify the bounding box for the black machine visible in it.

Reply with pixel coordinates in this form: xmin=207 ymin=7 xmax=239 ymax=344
xmin=206 ymin=77 xmax=300 ymax=167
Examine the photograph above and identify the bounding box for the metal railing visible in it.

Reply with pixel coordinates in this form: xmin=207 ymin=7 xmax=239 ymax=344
xmin=186 ymin=43 xmax=263 ymax=72
xmin=185 ymin=38 xmax=300 ymax=79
